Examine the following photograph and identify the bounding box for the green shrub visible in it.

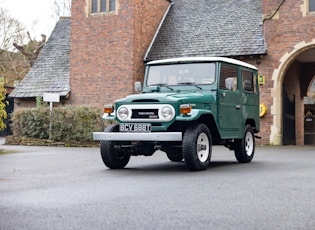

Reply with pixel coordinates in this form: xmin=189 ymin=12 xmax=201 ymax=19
xmin=11 ymin=105 xmax=110 ymax=142
xmin=0 ymin=78 xmax=7 ymax=131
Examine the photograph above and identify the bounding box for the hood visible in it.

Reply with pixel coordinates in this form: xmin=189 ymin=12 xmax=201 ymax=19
xmin=116 ymin=91 xmax=216 ymax=105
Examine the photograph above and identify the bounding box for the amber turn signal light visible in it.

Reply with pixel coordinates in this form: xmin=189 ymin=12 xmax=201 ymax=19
xmin=180 ymin=104 xmax=192 ymax=115
xmin=104 ymin=105 xmax=114 ymax=114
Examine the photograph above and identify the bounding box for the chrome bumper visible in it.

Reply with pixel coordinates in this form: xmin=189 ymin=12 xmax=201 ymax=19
xmin=93 ymin=132 xmax=182 ymax=141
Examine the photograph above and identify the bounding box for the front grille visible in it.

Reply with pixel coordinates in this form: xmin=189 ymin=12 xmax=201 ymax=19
xmin=131 ymin=109 xmax=159 ymax=119
xmin=117 ymin=104 xmax=174 ymax=122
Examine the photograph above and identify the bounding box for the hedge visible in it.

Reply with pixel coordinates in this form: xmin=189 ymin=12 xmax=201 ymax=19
xmin=10 ymin=105 xmax=112 ymax=142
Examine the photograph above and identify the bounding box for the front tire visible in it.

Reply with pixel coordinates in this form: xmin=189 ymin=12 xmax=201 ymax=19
xmin=100 ymin=124 xmax=130 ymax=169
xmin=183 ymin=124 xmax=212 ymax=171
xmin=234 ymin=125 xmax=255 ymax=163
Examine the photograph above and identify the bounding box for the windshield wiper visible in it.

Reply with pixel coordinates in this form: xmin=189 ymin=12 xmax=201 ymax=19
xmin=149 ymin=83 xmax=175 ymax=91
xmin=178 ymin=82 xmax=202 ymax=90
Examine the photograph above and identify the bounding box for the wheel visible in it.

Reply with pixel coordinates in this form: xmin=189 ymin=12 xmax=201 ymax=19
xmin=234 ymin=125 xmax=255 ymax=163
xmin=182 ymin=124 xmax=212 ymax=171
xmin=165 ymin=148 xmax=183 ymax=162
xmin=100 ymin=124 xmax=130 ymax=169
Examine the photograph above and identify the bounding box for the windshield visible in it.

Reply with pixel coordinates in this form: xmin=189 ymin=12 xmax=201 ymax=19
xmin=146 ymin=63 xmax=216 ymax=87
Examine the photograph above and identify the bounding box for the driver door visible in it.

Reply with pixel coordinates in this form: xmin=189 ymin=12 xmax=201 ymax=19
xmin=218 ymin=64 xmax=242 ymax=133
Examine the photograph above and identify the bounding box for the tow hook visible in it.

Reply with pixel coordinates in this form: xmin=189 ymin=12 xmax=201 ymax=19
xmin=154 ymin=143 xmax=162 ymax=150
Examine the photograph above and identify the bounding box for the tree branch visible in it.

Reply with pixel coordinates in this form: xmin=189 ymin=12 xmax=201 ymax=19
xmin=13 ymin=34 xmax=46 ymax=66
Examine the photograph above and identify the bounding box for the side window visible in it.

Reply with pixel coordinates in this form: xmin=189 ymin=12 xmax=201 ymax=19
xmin=220 ymin=65 xmax=238 ymax=92
xmin=310 ymin=0 xmax=315 ymax=12
xmin=91 ymin=0 xmax=116 ymax=14
xmin=242 ymin=70 xmax=256 ymax=93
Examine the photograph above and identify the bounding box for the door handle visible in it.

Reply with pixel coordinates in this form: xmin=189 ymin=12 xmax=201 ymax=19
xmin=236 ymin=105 xmax=241 ymax=109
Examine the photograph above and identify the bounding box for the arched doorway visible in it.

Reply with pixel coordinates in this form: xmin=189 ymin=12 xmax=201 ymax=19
xmin=270 ymin=41 xmax=315 ymax=145
xmin=304 ymin=76 xmax=315 ymax=144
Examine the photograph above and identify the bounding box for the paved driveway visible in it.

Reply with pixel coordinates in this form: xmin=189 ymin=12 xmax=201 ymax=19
xmin=0 ymin=139 xmax=314 ymax=230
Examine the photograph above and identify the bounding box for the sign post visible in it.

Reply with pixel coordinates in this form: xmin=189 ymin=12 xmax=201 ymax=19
xmin=43 ymin=93 xmax=60 ymax=139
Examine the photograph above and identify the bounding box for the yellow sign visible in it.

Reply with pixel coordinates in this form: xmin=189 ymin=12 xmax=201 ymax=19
xmin=260 ymin=104 xmax=266 ymax=117
xmin=258 ymin=75 xmax=265 ymax=85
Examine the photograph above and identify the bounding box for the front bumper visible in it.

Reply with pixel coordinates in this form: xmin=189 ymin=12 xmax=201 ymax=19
xmin=93 ymin=132 xmax=182 ymax=141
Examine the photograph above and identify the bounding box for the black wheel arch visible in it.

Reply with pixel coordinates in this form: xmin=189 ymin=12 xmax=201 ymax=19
xmin=245 ymin=118 xmax=258 ymax=133
xmin=168 ymin=114 xmax=221 ymax=144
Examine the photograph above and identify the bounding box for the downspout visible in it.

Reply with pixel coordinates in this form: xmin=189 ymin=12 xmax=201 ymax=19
xmin=143 ymin=1 xmax=174 ymax=61
xmin=263 ymin=0 xmax=286 ymax=21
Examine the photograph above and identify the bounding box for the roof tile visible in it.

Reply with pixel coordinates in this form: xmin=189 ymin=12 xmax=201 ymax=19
xmin=145 ymin=0 xmax=267 ymax=61
xmin=10 ymin=17 xmax=70 ymax=98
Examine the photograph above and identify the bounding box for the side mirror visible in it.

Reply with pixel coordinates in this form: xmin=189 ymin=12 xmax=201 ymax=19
xmin=225 ymin=77 xmax=235 ymax=91
xmin=134 ymin=81 xmax=142 ymax=92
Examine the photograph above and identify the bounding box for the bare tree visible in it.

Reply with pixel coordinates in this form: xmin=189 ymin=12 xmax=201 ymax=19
xmin=13 ymin=33 xmax=46 ymax=67
xmin=0 ymin=8 xmax=29 ymax=85
xmin=0 ymin=8 xmax=26 ymax=51
xmin=0 ymin=8 xmax=47 ymax=86
xmin=0 ymin=1 xmax=72 ymax=86
xmin=54 ymin=0 xmax=71 ymax=17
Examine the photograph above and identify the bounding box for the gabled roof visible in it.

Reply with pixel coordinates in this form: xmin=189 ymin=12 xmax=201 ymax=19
xmin=145 ymin=0 xmax=267 ymax=61
xmin=10 ymin=17 xmax=70 ymax=98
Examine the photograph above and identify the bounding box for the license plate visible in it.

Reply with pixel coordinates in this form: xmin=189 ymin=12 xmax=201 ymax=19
xmin=120 ymin=123 xmax=151 ymax=132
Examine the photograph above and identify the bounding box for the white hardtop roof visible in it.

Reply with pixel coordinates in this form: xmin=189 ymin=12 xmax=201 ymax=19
xmin=147 ymin=57 xmax=257 ymax=70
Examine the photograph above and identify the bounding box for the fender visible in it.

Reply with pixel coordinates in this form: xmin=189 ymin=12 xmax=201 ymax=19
xmin=176 ymin=109 xmax=213 ymax=121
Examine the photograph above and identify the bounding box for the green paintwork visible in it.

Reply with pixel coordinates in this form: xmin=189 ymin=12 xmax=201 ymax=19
xmin=104 ymin=57 xmax=260 ymax=140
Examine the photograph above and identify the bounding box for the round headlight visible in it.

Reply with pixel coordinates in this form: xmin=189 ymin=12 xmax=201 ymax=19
xmin=117 ymin=106 xmax=129 ymax=120
xmin=161 ymin=106 xmax=173 ymax=120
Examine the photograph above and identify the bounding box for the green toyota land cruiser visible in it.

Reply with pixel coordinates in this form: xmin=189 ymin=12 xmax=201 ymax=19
xmin=93 ymin=57 xmax=260 ymax=171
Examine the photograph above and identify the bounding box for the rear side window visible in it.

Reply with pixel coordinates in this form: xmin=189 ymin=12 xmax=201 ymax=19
xmin=242 ymin=70 xmax=256 ymax=93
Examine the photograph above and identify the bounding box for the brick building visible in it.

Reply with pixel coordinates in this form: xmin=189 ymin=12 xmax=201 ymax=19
xmin=69 ymin=0 xmax=171 ymax=105
xmin=10 ymin=0 xmax=315 ymax=145
xmin=260 ymin=0 xmax=315 ymax=145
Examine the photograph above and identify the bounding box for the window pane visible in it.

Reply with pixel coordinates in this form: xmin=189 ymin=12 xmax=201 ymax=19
xmin=146 ymin=63 xmax=215 ymax=87
xmin=220 ymin=65 xmax=238 ymax=91
xmin=109 ymin=0 xmax=116 ymax=11
xmin=242 ymin=70 xmax=255 ymax=93
xmin=100 ymin=0 xmax=107 ymax=12
xmin=310 ymin=0 xmax=315 ymax=12
xmin=92 ymin=0 xmax=98 ymax=13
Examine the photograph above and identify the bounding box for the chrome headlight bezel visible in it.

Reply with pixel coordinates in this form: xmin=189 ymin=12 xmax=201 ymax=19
xmin=161 ymin=106 xmax=174 ymax=120
xmin=117 ymin=106 xmax=129 ymax=120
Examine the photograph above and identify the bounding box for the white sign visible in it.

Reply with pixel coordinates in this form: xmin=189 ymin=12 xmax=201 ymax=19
xmin=43 ymin=93 xmax=60 ymax=102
